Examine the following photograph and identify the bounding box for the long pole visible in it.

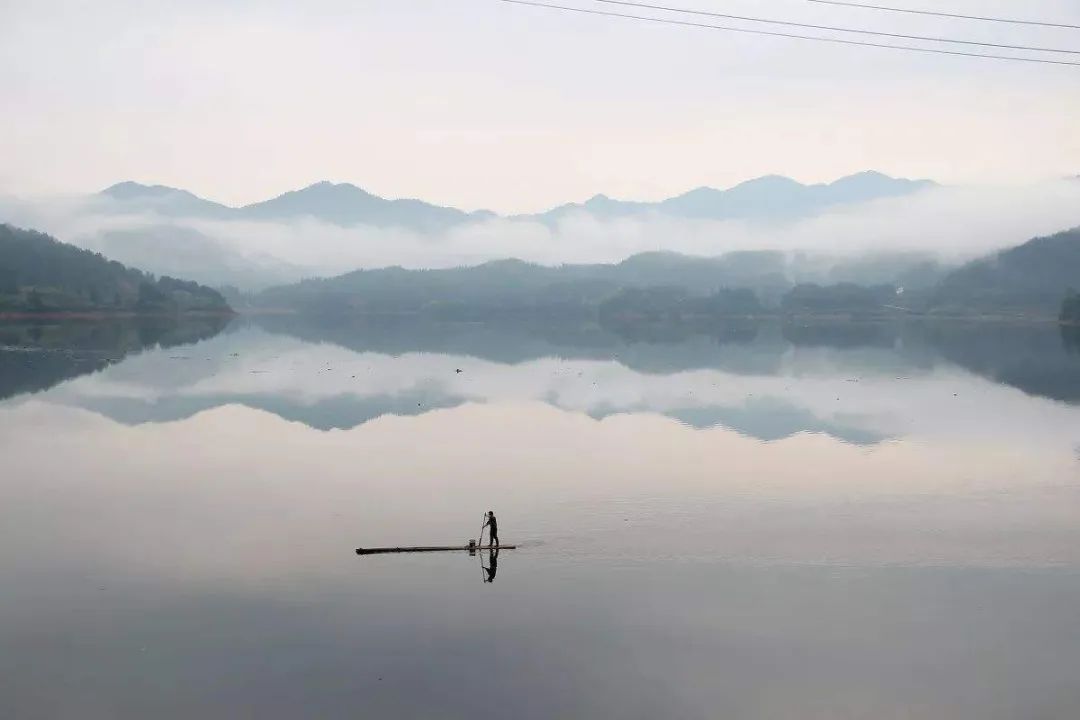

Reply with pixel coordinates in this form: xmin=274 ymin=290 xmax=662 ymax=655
xmin=479 ymin=514 xmax=488 ymax=582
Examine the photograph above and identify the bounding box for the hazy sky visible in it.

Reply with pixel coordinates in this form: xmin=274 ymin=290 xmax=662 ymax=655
xmin=2 ymin=0 xmax=1078 ymax=212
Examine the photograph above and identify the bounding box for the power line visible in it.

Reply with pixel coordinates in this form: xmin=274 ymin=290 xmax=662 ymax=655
xmin=591 ymin=0 xmax=1080 ymax=55
xmin=806 ymin=1 xmax=1080 ymax=31
xmin=496 ymin=0 xmax=1080 ymax=66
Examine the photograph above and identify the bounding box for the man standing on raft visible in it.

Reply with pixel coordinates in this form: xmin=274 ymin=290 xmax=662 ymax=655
xmin=482 ymin=510 xmax=499 ymax=548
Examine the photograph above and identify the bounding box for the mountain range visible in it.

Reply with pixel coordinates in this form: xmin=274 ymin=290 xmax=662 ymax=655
xmin=93 ymin=171 xmax=935 ymax=231
xmin=532 ymin=172 xmax=935 ymax=225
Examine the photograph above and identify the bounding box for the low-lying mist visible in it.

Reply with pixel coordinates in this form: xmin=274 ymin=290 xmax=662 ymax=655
xmin=2 ymin=180 xmax=1078 ymax=290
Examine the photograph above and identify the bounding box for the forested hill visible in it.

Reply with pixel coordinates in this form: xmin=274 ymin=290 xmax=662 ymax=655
xmin=251 ymin=249 xmax=943 ymax=317
xmin=0 ymin=224 xmax=231 ymax=314
xmin=248 ymin=227 xmax=1078 ymax=321
xmin=933 ymin=228 xmax=1080 ymax=315
xmin=252 ymin=253 xmax=794 ymax=315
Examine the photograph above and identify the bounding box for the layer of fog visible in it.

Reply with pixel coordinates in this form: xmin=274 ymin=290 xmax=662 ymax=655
xmin=3 ymin=180 xmax=1078 ymax=290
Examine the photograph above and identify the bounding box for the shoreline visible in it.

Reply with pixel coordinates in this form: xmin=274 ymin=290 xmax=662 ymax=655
xmin=1 ymin=308 xmax=1074 ymax=327
xmin=238 ymin=308 xmax=1071 ymax=325
xmin=0 ymin=309 xmax=236 ymax=321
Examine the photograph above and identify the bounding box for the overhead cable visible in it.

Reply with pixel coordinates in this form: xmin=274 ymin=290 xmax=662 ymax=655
xmin=496 ymin=0 xmax=1080 ymax=66
xmin=590 ymin=0 xmax=1080 ymax=54
xmin=806 ymin=1 xmax=1080 ymax=31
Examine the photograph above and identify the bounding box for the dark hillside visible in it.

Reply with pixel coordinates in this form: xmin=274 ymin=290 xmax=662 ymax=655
xmin=933 ymin=228 xmax=1080 ymax=316
xmin=0 ymin=224 xmax=231 ymax=314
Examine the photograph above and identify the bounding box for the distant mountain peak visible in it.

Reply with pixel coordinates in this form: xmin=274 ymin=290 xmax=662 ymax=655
xmin=97 ymin=181 xmax=231 ymax=218
xmin=101 ymin=181 xmax=193 ymax=200
xmin=729 ymin=174 xmax=805 ymax=191
xmin=314 ymin=180 xmax=359 ymax=191
xmin=582 ymin=193 xmax=629 ymax=211
xmin=837 ymin=170 xmax=890 ymax=181
xmin=284 ymin=181 xmax=377 ymax=198
xmin=238 ymin=180 xmax=468 ymax=230
xmin=672 ymin=186 xmax=722 ymax=200
xmin=830 ymin=169 xmax=931 ymax=185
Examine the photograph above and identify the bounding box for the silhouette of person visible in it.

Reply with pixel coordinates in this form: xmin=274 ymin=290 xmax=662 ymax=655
xmin=483 ymin=547 xmax=499 ymax=583
xmin=482 ymin=510 xmax=499 ymax=547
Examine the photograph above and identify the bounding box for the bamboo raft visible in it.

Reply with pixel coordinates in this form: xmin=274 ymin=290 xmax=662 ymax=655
xmin=355 ymin=544 xmax=515 ymax=555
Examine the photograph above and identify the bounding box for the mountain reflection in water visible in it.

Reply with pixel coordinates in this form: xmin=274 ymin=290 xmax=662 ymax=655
xmin=0 ymin=316 xmax=231 ymax=402
xmin=3 ymin=315 xmax=1077 ymax=445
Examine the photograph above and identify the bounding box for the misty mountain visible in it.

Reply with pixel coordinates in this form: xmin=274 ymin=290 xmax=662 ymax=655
xmin=236 ymin=181 xmax=495 ymax=231
xmin=91 ymin=171 xmax=933 ymax=231
xmin=933 ymin=227 xmax=1080 ymax=315
xmin=0 ymin=224 xmax=231 ymax=314
xmin=93 ymin=180 xmax=492 ymax=232
xmin=793 ymin=251 xmax=947 ymax=291
xmin=253 ymin=252 xmax=779 ymax=315
xmin=252 ymin=249 xmax=943 ymax=316
xmin=78 ymin=224 xmax=304 ymax=291
xmin=96 ymin=181 xmax=234 ymax=219
xmin=251 ymin=225 xmax=1080 ymax=320
xmin=530 ymin=171 xmax=935 ymax=224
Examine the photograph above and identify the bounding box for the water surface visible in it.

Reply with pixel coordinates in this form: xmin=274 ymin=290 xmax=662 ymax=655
xmin=2 ymin=317 xmax=1079 ymax=718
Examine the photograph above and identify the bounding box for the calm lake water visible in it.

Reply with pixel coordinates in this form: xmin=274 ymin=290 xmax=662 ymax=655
xmin=2 ymin=317 xmax=1079 ymax=719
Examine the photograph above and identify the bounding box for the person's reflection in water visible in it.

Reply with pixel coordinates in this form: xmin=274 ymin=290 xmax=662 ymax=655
xmin=482 ymin=547 xmax=499 ymax=583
